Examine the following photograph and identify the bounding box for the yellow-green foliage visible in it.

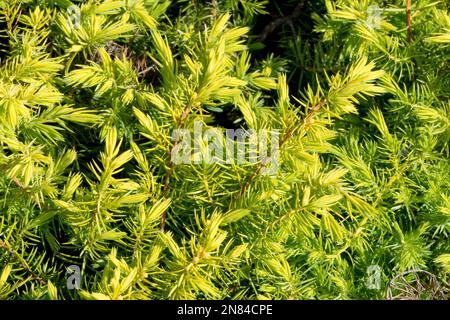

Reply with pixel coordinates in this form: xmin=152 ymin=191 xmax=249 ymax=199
xmin=0 ymin=0 xmax=449 ymax=300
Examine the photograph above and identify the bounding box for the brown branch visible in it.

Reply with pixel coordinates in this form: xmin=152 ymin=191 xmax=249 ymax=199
xmin=257 ymin=1 xmax=305 ymax=42
xmin=406 ymin=0 xmax=414 ymax=42
xmin=238 ymin=161 xmax=263 ymax=197
xmin=0 ymin=239 xmax=47 ymax=285
xmin=11 ymin=176 xmax=25 ymax=190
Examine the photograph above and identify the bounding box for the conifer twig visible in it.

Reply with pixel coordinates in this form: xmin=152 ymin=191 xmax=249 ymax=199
xmin=406 ymin=0 xmax=413 ymax=41
xmin=237 ymin=99 xmax=327 ymax=198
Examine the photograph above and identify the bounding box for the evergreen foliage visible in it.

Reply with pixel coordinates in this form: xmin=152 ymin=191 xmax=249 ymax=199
xmin=0 ymin=0 xmax=449 ymax=299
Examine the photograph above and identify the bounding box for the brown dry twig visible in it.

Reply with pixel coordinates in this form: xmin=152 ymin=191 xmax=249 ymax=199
xmin=0 ymin=239 xmax=47 ymax=285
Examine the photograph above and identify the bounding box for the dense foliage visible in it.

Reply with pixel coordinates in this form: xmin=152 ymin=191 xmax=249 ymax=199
xmin=0 ymin=0 xmax=449 ymax=300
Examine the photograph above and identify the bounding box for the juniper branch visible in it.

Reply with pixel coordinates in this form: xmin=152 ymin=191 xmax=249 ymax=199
xmin=0 ymin=239 xmax=47 ymax=285
xmin=160 ymin=104 xmax=192 ymax=231
xmin=237 ymin=99 xmax=327 ymax=198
